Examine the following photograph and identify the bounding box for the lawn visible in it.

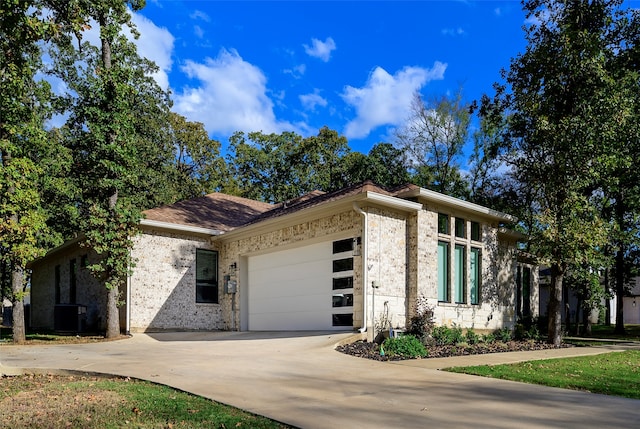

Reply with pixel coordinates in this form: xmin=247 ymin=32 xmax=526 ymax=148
xmin=0 ymin=373 xmax=293 ymax=429
xmin=446 ymin=350 xmax=640 ymax=399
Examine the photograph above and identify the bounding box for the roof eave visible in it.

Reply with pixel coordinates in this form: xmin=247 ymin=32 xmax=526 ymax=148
xmin=218 ymin=191 xmax=422 ymax=242
xmin=397 ymin=187 xmax=516 ymax=222
xmin=140 ymin=219 xmax=225 ymax=236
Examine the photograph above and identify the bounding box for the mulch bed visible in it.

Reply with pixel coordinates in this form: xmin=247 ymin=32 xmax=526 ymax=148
xmin=337 ymin=339 xmax=573 ymax=361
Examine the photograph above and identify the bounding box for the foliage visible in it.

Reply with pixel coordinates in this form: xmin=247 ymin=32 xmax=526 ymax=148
xmin=382 ymin=335 xmax=427 ymax=358
xmin=48 ymin=0 xmax=170 ymax=337
xmin=465 ymin=328 xmax=481 ymax=345
xmin=447 ymin=350 xmax=640 ymax=400
xmin=514 ymin=317 xmax=541 ymax=341
xmin=407 ymin=295 xmax=435 ymax=341
xmin=483 ymin=0 xmax=640 ymax=344
xmin=395 ymin=90 xmax=471 ymax=197
xmin=337 ymin=143 xmax=410 ymax=189
xmin=0 ymin=374 xmax=291 ymax=428
xmin=227 ymin=127 xmax=350 ymax=203
xmin=166 ymin=112 xmax=230 ymax=199
xmin=431 ymin=324 xmax=465 ymax=346
xmin=493 ymin=327 xmax=513 ymax=343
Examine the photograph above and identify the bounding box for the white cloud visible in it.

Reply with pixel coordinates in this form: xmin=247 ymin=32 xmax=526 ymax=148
xmin=194 ymin=24 xmax=204 ymax=39
xmin=441 ymin=27 xmax=465 ymax=36
xmin=72 ymin=12 xmax=174 ymax=90
xmin=303 ymin=37 xmax=336 ymax=62
xmin=173 ymin=48 xmax=297 ymax=136
xmin=130 ymin=13 xmax=174 ymax=90
xmin=190 ymin=10 xmax=211 ymax=22
xmin=299 ymin=90 xmax=328 ymax=111
xmin=283 ymin=63 xmax=306 ymax=79
xmin=341 ymin=62 xmax=447 ymax=139
xmin=494 ymin=7 xmax=502 ymax=16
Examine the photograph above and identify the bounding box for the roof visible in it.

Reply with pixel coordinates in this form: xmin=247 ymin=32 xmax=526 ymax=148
xmin=142 ymin=193 xmax=273 ymax=232
xmin=247 ymin=181 xmax=395 ymax=225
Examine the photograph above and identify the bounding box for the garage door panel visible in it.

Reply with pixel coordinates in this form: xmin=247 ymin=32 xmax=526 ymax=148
xmin=248 ymin=240 xmax=351 ymax=331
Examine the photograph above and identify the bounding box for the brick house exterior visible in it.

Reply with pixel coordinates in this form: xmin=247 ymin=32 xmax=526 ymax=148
xmin=29 ymin=182 xmax=538 ymax=336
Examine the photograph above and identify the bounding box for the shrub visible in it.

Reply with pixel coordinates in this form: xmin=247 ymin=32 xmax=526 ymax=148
xmin=494 ymin=327 xmax=513 ymax=342
xmin=482 ymin=332 xmax=496 ymax=343
xmin=431 ymin=324 xmax=465 ymax=346
xmin=407 ymin=296 xmax=435 ymax=341
xmin=382 ymin=335 xmax=428 ymax=358
xmin=465 ymin=328 xmax=481 ymax=345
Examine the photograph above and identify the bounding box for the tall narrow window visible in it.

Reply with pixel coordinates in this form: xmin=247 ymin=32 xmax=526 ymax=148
xmin=196 ymin=249 xmax=218 ymax=304
xmin=437 ymin=241 xmax=449 ymax=302
xmin=455 ymin=218 xmax=465 ymax=238
xmin=523 ymin=266 xmax=531 ymax=317
xmin=438 ymin=213 xmax=449 ymax=234
xmin=470 ymin=221 xmax=481 ymax=241
xmin=470 ymin=248 xmax=481 ymax=305
xmin=55 ymin=265 xmax=61 ymax=304
xmin=69 ymin=259 xmax=77 ymax=304
xmin=454 ymin=245 xmax=465 ymax=303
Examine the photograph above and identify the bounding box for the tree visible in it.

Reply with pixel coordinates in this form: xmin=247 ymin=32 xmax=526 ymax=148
xmin=494 ymin=0 xmax=639 ymax=344
xmin=0 ymin=1 xmax=61 ymax=343
xmin=50 ymin=0 xmax=170 ymax=338
xmin=337 ymin=143 xmax=410 ymax=189
xmin=165 ymin=112 xmax=229 ymax=200
xmin=395 ymin=90 xmax=471 ymax=197
xmin=227 ymin=127 xmax=350 ymax=202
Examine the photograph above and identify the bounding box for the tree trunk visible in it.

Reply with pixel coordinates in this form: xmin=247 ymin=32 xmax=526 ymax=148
xmin=11 ymin=266 xmax=26 ymax=344
xmin=105 ymin=285 xmax=119 ymax=338
xmin=614 ymin=197 xmax=626 ymax=335
xmin=547 ymin=263 xmax=564 ymax=345
xmin=100 ymin=13 xmax=120 ymax=339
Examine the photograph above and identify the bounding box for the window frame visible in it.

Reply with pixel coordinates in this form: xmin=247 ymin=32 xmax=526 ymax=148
xmin=195 ymin=249 xmax=219 ymax=304
xmin=470 ymin=247 xmax=481 ymax=305
xmin=454 ymin=244 xmax=466 ymax=304
xmin=437 ymin=241 xmax=450 ymax=302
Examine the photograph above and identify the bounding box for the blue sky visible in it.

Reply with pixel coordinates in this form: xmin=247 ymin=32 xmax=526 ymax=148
xmin=127 ymin=1 xmax=530 ymax=154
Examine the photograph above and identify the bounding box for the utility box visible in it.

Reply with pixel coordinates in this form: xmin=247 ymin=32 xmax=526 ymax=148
xmin=54 ymin=304 xmax=87 ymax=333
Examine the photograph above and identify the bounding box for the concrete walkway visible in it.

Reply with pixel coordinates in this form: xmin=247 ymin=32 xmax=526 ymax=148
xmin=1 ymin=332 xmax=639 ymax=429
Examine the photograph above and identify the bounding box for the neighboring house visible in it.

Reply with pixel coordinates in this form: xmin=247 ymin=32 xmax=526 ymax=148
xmin=623 ymin=277 xmax=640 ymax=324
xmin=538 ymin=268 xmax=616 ymax=327
xmin=29 ymin=182 xmax=537 ymax=337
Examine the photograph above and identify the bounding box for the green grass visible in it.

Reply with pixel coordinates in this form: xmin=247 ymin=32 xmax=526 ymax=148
xmin=586 ymin=324 xmax=640 ymax=341
xmin=447 ymin=350 xmax=640 ymax=399
xmin=0 ymin=374 xmax=293 ymax=429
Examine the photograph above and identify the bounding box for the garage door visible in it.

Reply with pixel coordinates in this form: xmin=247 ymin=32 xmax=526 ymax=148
xmin=247 ymin=239 xmax=354 ymax=330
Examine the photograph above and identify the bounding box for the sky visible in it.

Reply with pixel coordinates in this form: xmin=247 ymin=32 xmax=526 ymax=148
xmin=123 ymin=0 xmax=531 ymax=155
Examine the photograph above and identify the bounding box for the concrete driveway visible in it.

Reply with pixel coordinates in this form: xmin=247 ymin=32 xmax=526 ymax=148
xmin=2 ymin=331 xmax=639 ymax=428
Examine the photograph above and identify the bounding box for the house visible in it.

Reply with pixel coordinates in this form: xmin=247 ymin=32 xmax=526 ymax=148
xmin=29 ymin=182 xmax=537 ymax=337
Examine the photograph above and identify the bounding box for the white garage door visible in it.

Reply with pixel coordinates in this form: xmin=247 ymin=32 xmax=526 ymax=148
xmin=247 ymin=240 xmax=354 ymax=330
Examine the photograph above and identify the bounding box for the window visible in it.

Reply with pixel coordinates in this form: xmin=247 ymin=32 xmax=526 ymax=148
xmin=437 ymin=241 xmax=449 ymax=302
xmin=333 ymin=258 xmax=353 ymax=272
xmin=332 ymin=239 xmax=354 ymax=327
xmin=333 ymin=238 xmax=353 ymax=254
xmin=69 ymin=259 xmax=77 ymax=304
xmin=455 ymin=218 xmax=466 ymax=238
xmin=470 ymin=222 xmax=481 ymax=241
xmin=80 ymin=254 xmax=89 ymax=268
xmin=454 ymin=245 xmax=465 ymax=304
xmin=333 ymin=277 xmax=353 ymax=290
xmin=332 ymin=293 xmax=353 ymax=307
xmin=55 ymin=265 xmax=61 ymax=304
xmin=196 ymin=249 xmax=218 ymax=304
xmin=438 ymin=213 xmax=449 ymax=234
xmin=470 ymin=248 xmax=481 ymax=305
xmin=522 ymin=266 xmax=531 ymax=317
xmin=332 ymin=313 xmax=353 ymax=326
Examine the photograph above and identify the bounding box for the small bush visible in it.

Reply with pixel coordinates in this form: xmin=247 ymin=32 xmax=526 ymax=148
xmin=494 ymin=327 xmax=513 ymax=342
xmin=382 ymin=335 xmax=428 ymax=358
xmin=407 ymin=296 xmax=435 ymax=341
xmin=482 ymin=332 xmax=496 ymax=343
xmin=431 ymin=324 xmax=465 ymax=346
xmin=465 ymin=328 xmax=481 ymax=345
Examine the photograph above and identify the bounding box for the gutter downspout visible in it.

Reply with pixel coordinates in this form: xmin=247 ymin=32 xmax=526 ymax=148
xmin=353 ymin=202 xmax=368 ymax=334
xmin=126 ymin=265 xmax=131 ymax=336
